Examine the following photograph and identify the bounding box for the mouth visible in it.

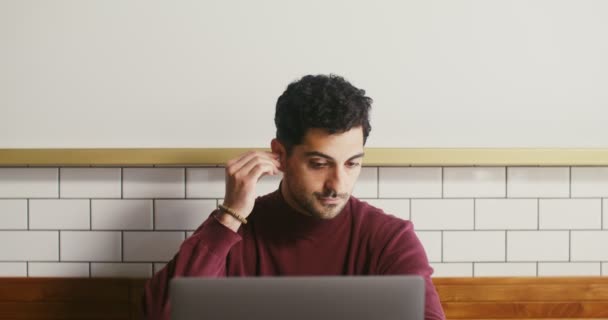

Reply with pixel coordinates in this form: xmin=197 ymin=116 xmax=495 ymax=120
xmin=317 ymin=196 xmax=342 ymax=205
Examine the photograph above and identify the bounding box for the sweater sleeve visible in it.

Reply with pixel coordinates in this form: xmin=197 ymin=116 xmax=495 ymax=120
xmin=377 ymin=220 xmax=446 ymax=320
xmin=142 ymin=211 xmax=242 ymax=320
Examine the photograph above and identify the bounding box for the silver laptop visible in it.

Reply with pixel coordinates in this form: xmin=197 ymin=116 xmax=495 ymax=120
xmin=170 ymin=276 xmax=425 ymax=320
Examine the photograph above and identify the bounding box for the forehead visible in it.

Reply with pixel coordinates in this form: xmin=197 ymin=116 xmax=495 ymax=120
xmin=294 ymin=127 xmax=364 ymax=159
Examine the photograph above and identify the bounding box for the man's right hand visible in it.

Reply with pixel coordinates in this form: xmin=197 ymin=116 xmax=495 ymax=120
xmin=217 ymin=151 xmax=281 ymax=232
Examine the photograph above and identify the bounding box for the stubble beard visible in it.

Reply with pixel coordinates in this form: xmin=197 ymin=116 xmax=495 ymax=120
xmin=284 ymin=178 xmax=349 ymax=220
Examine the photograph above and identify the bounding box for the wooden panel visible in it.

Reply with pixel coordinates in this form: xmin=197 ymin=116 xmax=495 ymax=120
xmin=0 ymin=278 xmax=144 ymax=320
xmin=436 ymin=284 xmax=608 ymax=302
xmin=432 ymin=277 xmax=608 ymax=319
xmin=0 ymin=302 xmax=130 ymax=320
xmin=442 ymin=302 xmax=608 ymax=319
xmin=130 ymin=280 xmax=146 ymax=320
xmin=1 ymin=277 xmax=607 ymax=319
xmin=0 ymin=278 xmax=130 ymax=302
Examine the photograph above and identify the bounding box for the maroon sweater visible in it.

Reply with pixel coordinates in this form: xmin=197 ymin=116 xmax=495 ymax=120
xmin=143 ymin=190 xmax=446 ymax=320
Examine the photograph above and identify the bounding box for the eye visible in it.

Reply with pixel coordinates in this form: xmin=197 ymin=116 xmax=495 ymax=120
xmin=309 ymin=161 xmax=328 ymax=169
xmin=346 ymin=161 xmax=361 ymax=168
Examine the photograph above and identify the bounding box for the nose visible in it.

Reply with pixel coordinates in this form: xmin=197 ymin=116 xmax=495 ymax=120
xmin=324 ymin=166 xmax=346 ymax=195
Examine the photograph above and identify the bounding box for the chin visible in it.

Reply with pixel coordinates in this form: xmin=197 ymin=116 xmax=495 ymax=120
xmin=312 ymin=204 xmax=345 ymax=220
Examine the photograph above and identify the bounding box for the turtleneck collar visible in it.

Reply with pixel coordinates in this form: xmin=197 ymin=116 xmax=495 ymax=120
xmin=261 ymin=182 xmax=351 ymax=237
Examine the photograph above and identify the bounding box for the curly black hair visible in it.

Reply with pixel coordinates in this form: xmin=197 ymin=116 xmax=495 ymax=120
xmin=275 ymin=74 xmax=372 ymax=153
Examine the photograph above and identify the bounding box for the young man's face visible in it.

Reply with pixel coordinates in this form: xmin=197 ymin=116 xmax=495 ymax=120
xmin=272 ymin=126 xmax=365 ymax=220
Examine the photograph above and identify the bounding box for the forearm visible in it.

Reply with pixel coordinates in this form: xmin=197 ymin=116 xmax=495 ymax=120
xmin=143 ymin=213 xmax=242 ymax=320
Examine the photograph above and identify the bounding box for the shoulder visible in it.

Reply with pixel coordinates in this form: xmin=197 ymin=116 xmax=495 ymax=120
xmin=348 ymin=197 xmax=413 ymax=235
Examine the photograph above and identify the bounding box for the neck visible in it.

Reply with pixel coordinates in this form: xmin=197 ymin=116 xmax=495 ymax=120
xmin=280 ymin=180 xmax=312 ymax=217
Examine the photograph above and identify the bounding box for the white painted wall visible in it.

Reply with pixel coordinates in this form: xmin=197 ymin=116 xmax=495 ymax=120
xmin=1 ymin=0 xmax=607 ymax=148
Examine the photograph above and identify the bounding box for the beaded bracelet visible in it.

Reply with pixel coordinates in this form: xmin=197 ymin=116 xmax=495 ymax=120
xmin=218 ymin=204 xmax=248 ymax=224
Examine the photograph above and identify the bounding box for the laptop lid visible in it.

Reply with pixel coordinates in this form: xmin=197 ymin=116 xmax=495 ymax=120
xmin=170 ymin=276 xmax=425 ymax=320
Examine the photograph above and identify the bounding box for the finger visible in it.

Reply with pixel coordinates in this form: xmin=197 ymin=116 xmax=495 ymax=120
xmin=248 ymin=162 xmax=278 ymax=182
xmin=227 ymin=151 xmax=278 ymax=174
xmin=238 ymin=156 xmax=279 ymax=178
xmin=226 ymin=151 xmax=257 ymax=173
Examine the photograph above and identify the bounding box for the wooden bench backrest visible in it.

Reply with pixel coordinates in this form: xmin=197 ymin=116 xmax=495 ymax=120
xmin=434 ymin=277 xmax=608 ymax=319
xmin=0 ymin=277 xmax=607 ymax=319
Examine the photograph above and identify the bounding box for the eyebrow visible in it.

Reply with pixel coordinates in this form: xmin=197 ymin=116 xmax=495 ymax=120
xmin=304 ymin=151 xmax=365 ymax=162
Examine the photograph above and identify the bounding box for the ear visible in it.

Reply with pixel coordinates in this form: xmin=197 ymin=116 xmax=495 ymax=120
xmin=270 ymin=139 xmax=286 ymax=172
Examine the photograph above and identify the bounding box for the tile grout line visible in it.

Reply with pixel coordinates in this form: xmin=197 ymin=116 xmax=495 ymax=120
xmin=602 ymin=198 xmax=604 ymax=230
xmin=473 ymin=199 xmax=476 ymax=230
xmin=409 ymin=198 xmax=412 ymax=221
xmin=152 ymin=200 xmax=156 ymax=230
xmin=568 ymin=230 xmax=572 ymax=262
xmin=505 ymin=231 xmax=508 ymax=262
xmin=441 ymin=167 xmax=444 ymax=198
xmin=58 ymin=168 xmax=61 ymax=199
xmin=120 ymin=168 xmax=123 ymax=199
xmin=505 ymin=167 xmax=508 ymax=198
xmin=440 ymin=231 xmax=444 ymax=263
xmin=27 ymin=199 xmax=30 ymax=230
xmin=121 ymin=231 xmax=124 ymax=262
xmin=58 ymin=231 xmax=61 ymax=262
xmin=376 ymin=167 xmax=380 ymax=199
xmin=89 ymin=199 xmax=92 ymax=231
xmin=537 ymin=198 xmax=540 ymax=230
xmin=569 ymin=167 xmax=572 ymax=198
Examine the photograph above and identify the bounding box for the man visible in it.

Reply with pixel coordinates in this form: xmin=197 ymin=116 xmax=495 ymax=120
xmin=143 ymin=74 xmax=446 ymax=320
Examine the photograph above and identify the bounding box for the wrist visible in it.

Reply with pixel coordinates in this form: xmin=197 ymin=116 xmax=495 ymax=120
xmin=218 ymin=203 xmax=248 ymax=225
xmin=214 ymin=211 xmax=242 ymax=232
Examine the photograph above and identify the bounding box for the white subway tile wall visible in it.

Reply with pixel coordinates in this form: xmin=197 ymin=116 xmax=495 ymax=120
xmin=0 ymin=168 xmax=58 ymax=198
xmin=60 ymin=168 xmax=121 ymax=198
xmin=352 ymin=167 xmax=378 ymax=198
xmin=507 ymin=231 xmax=570 ymax=262
xmin=604 ymin=199 xmax=608 ymax=230
xmin=363 ymin=199 xmax=410 ymax=220
xmin=507 ymin=167 xmax=570 ymax=198
xmin=28 ymin=262 xmax=90 ymax=277
xmin=123 ymin=231 xmax=184 ymax=262
xmin=0 ymin=231 xmax=58 ymax=260
xmin=443 ymin=167 xmax=506 ymax=198
xmin=0 ymin=165 xmax=605 ymax=278
xmin=185 ymin=167 xmax=225 ymax=199
xmin=475 ymin=199 xmax=538 ymax=230
xmin=0 ymin=262 xmax=27 ymax=276
xmin=0 ymin=200 xmax=27 ymax=229
xmin=539 ymin=199 xmax=602 ymax=230
xmin=430 ymin=263 xmax=473 ymax=277
xmin=411 ymin=199 xmax=474 ymax=230
xmin=443 ymin=231 xmax=505 ymax=262
xmin=123 ymin=168 xmax=185 ymax=199
xmin=473 ymin=263 xmax=537 ymax=277
xmin=415 ymin=231 xmax=442 ymax=262
xmin=538 ymin=262 xmax=601 ymax=276
xmin=154 ymin=200 xmax=215 ymax=230
xmin=570 ymin=231 xmax=608 ymax=261
xmin=91 ymin=200 xmax=153 ymax=230
xmin=29 ymin=199 xmax=90 ymax=230
xmin=379 ymin=167 xmax=442 ymax=198
xmin=91 ymin=263 xmax=152 ymax=278
xmin=60 ymin=231 xmax=122 ymax=262
xmin=571 ymin=167 xmax=608 ymax=197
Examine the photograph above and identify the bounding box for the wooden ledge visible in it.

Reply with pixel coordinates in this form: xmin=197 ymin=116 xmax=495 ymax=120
xmin=1 ymin=148 xmax=608 ymax=166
